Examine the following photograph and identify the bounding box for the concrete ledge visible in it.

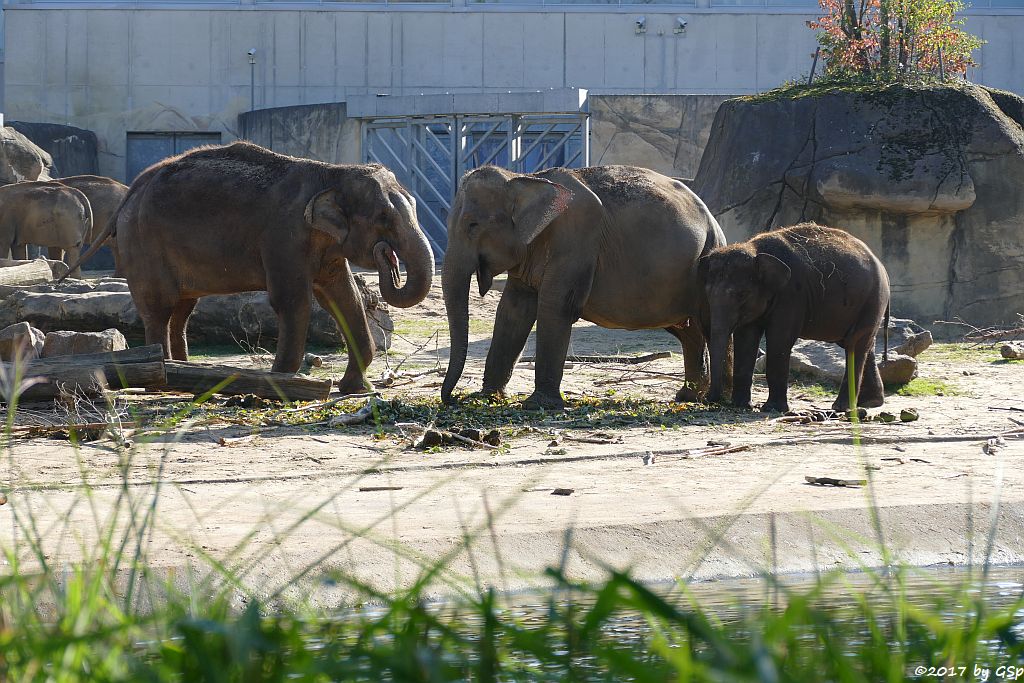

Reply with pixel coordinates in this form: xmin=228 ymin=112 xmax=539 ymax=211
xmin=348 ymin=88 xmax=588 ymax=118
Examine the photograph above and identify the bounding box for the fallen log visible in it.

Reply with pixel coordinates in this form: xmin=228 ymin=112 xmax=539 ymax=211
xmin=163 ymin=361 xmax=332 ymax=402
xmin=0 ymin=257 xmax=69 ymax=280
xmin=0 ymin=259 xmax=53 ymax=289
xmin=2 ymin=344 xmax=167 ymax=401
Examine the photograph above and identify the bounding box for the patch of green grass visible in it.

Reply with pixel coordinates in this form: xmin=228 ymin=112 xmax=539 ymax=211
xmin=894 ymin=377 xmax=959 ymax=397
xmin=791 ymin=380 xmax=838 ymax=399
xmin=919 ymin=342 xmax=1001 ymax=363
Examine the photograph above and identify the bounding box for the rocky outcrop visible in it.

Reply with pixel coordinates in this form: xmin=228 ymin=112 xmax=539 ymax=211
xmin=0 ymin=276 xmax=393 ymax=352
xmin=1 ymin=126 xmax=54 ymax=183
xmin=8 ymin=121 xmax=100 ymax=178
xmin=692 ymin=84 xmax=1024 ymax=332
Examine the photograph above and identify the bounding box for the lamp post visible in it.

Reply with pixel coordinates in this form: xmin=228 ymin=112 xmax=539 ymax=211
xmin=247 ymin=49 xmax=257 ymax=112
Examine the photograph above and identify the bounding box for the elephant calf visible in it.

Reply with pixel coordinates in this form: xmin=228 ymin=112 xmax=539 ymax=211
xmin=441 ymin=165 xmax=726 ymax=410
xmin=701 ymin=222 xmax=890 ymax=413
xmin=0 ymin=181 xmax=91 ymax=277
xmin=84 ymin=142 xmax=434 ymax=392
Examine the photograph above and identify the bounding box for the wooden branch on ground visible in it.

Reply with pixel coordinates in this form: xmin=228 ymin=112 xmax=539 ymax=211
xmin=518 ymin=351 xmax=671 ymax=365
xmin=0 ymin=259 xmax=53 ymax=289
xmin=2 ymin=344 xmax=167 ymax=401
xmin=163 ymin=361 xmax=332 ymax=402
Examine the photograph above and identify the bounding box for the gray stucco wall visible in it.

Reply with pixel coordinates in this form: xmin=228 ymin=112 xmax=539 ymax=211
xmin=5 ymin=6 xmax=1022 ymax=182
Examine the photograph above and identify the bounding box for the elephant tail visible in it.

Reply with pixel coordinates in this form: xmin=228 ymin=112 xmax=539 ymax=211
xmin=57 ymin=199 xmax=120 ymax=283
xmin=883 ymin=302 xmax=890 ymax=363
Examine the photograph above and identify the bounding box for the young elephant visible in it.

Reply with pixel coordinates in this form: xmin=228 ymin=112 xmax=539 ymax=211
xmin=702 ymin=223 xmax=890 ymax=413
xmin=0 ymin=181 xmax=92 ymax=277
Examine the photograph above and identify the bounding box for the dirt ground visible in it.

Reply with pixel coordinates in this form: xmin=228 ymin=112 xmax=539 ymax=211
xmin=2 ymin=272 xmax=1023 ymax=604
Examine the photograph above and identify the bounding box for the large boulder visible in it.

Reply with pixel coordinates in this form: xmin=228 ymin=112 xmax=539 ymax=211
xmin=42 ymin=328 xmax=128 ymax=357
xmin=8 ymin=121 xmax=99 ymax=178
xmin=0 ymin=322 xmax=45 ymax=361
xmin=692 ymin=84 xmax=1024 ymax=334
xmin=1 ymin=126 xmax=54 ymax=184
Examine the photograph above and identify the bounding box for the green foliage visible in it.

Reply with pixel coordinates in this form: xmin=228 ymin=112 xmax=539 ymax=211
xmin=808 ymin=0 xmax=984 ymax=83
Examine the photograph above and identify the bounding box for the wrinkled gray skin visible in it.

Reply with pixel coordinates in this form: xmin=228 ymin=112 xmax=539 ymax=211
xmin=0 ymin=180 xmax=91 ymax=277
xmin=57 ymin=175 xmax=128 ymax=273
xmin=442 ymin=165 xmax=726 ymax=410
xmin=702 ymin=223 xmax=890 ymax=413
xmin=87 ymin=142 xmax=433 ymax=392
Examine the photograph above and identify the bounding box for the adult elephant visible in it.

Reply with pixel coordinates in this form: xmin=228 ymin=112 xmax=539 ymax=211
xmin=441 ymin=165 xmax=725 ymax=410
xmin=0 ymin=180 xmax=91 ymax=277
xmin=83 ymin=141 xmax=433 ymax=392
xmin=57 ymin=175 xmax=128 ymax=272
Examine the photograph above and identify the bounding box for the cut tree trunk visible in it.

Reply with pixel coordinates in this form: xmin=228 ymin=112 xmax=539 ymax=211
xmin=0 ymin=259 xmax=53 ymax=289
xmin=2 ymin=344 xmax=167 ymax=401
xmin=163 ymin=361 xmax=332 ymax=402
xmin=0 ymin=257 xmax=70 ymax=280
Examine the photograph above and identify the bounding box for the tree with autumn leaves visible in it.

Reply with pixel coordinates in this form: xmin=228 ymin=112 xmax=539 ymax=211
xmin=809 ymin=0 xmax=983 ymax=81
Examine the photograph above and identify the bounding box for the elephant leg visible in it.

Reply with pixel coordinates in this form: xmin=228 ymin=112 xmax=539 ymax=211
xmin=762 ymin=324 xmax=798 ymax=414
xmin=731 ymin=325 xmax=762 ymax=410
xmin=482 ymin=278 xmax=538 ymax=398
xmin=833 ymin=336 xmax=874 ymax=412
xmin=63 ymin=245 xmax=82 ymax=279
xmin=267 ymin=284 xmax=312 ymax=375
xmin=665 ymin=320 xmax=708 ymax=402
xmin=11 ymin=245 xmax=28 ymax=260
xmin=858 ymin=350 xmax=885 ymax=408
xmin=313 ymin=267 xmax=375 ymax=395
xmin=168 ymin=297 xmax=198 ymax=361
xmin=523 ymin=271 xmax=593 ymax=411
xmin=47 ymin=246 xmax=66 ymax=263
xmin=139 ymin=303 xmax=174 ymax=359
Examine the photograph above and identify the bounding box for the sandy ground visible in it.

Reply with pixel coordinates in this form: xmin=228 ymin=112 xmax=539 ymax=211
xmin=2 ymin=272 xmax=1023 ymax=605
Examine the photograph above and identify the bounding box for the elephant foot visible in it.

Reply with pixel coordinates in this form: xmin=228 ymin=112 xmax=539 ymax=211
xmin=521 ymin=392 xmax=565 ymax=412
xmin=675 ymin=385 xmax=703 ymax=403
xmin=760 ymin=400 xmax=789 ymax=414
xmin=337 ymin=375 xmax=372 ymax=395
xmin=468 ymin=390 xmax=506 ymax=404
xmin=858 ymin=394 xmax=884 ymax=409
xmin=731 ymin=400 xmax=755 ymax=411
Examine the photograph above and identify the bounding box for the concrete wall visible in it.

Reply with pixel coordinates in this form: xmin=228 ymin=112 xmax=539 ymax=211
xmin=4 ymin=6 xmax=1021 ymax=181
xmin=238 ymin=101 xmax=360 ymax=165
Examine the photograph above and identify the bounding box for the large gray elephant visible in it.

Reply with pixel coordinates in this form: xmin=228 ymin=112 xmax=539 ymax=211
xmin=441 ymin=165 xmax=726 ymax=410
xmin=80 ymin=141 xmax=434 ymax=392
xmin=0 ymin=180 xmax=91 ymax=277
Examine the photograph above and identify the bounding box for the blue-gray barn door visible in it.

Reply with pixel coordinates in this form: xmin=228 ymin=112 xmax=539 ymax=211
xmin=125 ymin=132 xmax=222 ymax=182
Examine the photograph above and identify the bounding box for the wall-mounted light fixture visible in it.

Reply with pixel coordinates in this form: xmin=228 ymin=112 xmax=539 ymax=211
xmin=247 ymin=49 xmax=257 ymax=112
xmin=635 ymin=16 xmax=647 ymax=34
xmin=674 ymin=16 xmax=688 ymax=34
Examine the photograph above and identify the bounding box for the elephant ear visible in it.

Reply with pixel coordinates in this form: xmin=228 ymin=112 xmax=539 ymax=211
xmin=507 ymin=177 xmax=574 ymax=245
xmin=697 ymin=255 xmax=712 ymax=284
xmin=304 ymin=190 xmax=349 ymax=244
xmin=755 ymin=252 xmax=792 ymax=291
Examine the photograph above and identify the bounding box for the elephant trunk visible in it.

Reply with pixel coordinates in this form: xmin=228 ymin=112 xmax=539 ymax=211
xmin=440 ymin=249 xmax=473 ymax=404
xmin=706 ymin=315 xmax=733 ymax=404
xmin=374 ymin=192 xmax=435 ymax=309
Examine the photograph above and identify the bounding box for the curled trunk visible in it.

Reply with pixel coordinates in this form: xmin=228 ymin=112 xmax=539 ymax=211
xmin=375 ymin=192 xmax=435 ymax=308
xmin=440 ymin=252 xmax=473 ymax=404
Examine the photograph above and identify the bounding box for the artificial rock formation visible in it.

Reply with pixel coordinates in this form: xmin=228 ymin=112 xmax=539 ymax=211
xmin=692 ymin=84 xmax=1024 ymax=332
xmin=1 ymin=126 xmax=54 ymax=184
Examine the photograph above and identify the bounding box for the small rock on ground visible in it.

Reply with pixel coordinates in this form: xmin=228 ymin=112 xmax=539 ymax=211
xmin=0 ymin=321 xmax=45 ymax=361
xmin=42 ymin=328 xmax=128 ymax=357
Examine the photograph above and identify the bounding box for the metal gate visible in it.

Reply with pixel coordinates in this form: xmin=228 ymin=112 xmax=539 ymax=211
xmin=363 ymin=114 xmax=589 ymax=257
